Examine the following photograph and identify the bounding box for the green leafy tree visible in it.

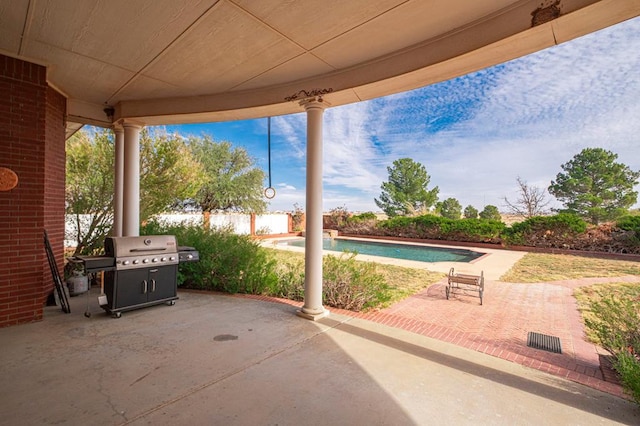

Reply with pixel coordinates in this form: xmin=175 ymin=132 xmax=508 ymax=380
xmin=66 ymin=128 xmax=203 ymax=255
xmin=140 ymin=130 xmax=205 ymax=221
xmin=66 ymin=130 xmax=115 ymax=255
xmin=436 ymin=197 xmax=462 ymax=219
xmin=549 ymin=148 xmax=640 ymax=224
xmin=464 ymin=205 xmax=478 ymax=219
xmin=479 ymin=205 xmax=501 ymax=221
xmin=188 ymin=137 xmax=267 ymax=214
xmin=374 ymin=158 xmax=439 ymax=217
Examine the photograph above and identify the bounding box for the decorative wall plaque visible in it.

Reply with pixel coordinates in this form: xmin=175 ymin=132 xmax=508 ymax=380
xmin=0 ymin=167 xmax=18 ymax=191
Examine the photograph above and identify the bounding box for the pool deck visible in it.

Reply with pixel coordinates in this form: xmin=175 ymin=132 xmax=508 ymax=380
xmin=262 ymin=236 xmax=526 ymax=281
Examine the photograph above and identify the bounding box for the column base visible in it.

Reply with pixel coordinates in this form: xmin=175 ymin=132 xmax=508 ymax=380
xmin=296 ymin=308 xmax=330 ymax=321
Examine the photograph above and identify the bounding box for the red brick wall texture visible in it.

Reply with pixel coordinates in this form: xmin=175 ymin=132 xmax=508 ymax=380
xmin=0 ymin=54 xmax=66 ymax=327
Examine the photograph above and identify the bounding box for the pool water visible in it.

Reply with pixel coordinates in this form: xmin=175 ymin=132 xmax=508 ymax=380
xmin=282 ymin=238 xmax=484 ymax=263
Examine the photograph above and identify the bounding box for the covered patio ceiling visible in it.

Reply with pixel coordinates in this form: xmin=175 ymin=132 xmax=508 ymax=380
xmin=1 ymin=0 xmax=639 ymax=135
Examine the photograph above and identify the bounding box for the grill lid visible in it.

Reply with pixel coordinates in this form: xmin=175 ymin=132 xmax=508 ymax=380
xmin=105 ymin=235 xmax=178 ymax=258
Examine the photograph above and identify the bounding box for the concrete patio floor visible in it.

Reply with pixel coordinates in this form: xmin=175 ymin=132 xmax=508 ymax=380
xmin=0 ymin=289 xmax=638 ymax=425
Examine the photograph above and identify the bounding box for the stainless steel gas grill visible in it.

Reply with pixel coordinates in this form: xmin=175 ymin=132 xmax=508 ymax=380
xmin=103 ymin=235 xmax=181 ymax=318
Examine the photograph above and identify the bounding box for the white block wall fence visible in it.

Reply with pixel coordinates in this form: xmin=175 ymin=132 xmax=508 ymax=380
xmin=65 ymin=213 xmax=293 ymax=248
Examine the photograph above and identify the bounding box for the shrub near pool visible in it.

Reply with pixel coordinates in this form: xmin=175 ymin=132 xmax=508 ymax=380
xmin=142 ymin=222 xmax=394 ymax=311
xmin=575 ymin=283 xmax=640 ymax=405
xmin=142 ymin=222 xmax=277 ymax=294
xmin=267 ymin=251 xmax=392 ymax=311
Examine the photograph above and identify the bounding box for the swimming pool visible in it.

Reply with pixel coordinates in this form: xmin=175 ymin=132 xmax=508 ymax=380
xmin=282 ymin=238 xmax=484 ymax=263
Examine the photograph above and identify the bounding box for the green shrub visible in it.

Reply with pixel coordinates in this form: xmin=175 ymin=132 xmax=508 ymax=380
xmin=326 ymin=206 xmax=350 ymax=228
xmin=617 ymin=215 xmax=640 ymax=237
xmin=377 ymin=214 xmax=504 ymax=243
xmin=322 ymin=253 xmax=391 ymax=311
xmin=349 ymin=212 xmax=377 ymax=222
xmin=584 ymin=292 xmax=640 ymax=405
xmin=265 ymin=251 xmax=391 ymax=311
xmin=141 ymin=221 xmax=277 ymax=294
xmin=342 ymin=212 xmax=379 ymax=234
xmin=267 ymin=254 xmax=305 ymax=301
xmin=446 ymin=218 xmax=505 ymax=243
xmin=414 ymin=214 xmax=446 ymax=238
xmin=504 ymin=213 xmax=587 ymax=247
xmin=614 ymin=351 xmax=640 ymax=404
xmin=377 ymin=216 xmax=416 ymax=236
xmin=615 ymin=215 xmax=640 ymax=252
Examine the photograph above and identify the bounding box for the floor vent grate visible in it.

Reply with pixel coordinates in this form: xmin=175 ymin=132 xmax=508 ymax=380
xmin=527 ymin=332 xmax=562 ymax=354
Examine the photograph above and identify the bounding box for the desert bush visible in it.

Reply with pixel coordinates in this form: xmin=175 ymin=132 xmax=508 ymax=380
xmin=291 ymin=203 xmax=305 ymax=231
xmin=141 ymin=221 xmax=277 ymax=294
xmin=377 ymin=216 xmax=417 ymax=237
xmin=584 ymin=291 xmax=640 ymax=405
xmin=349 ymin=212 xmax=377 ymax=222
xmin=612 ymin=216 xmax=640 ymax=253
xmin=504 ymin=213 xmax=587 ymax=247
xmin=267 ymin=254 xmax=305 ymax=301
xmin=266 ymin=251 xmax=391 ymax=311
xmin=341 ymin=212 xmax=379 ymax=234
xmin=322 ymin=253 xmax=391 ymax=311
xmin=445 ymin=218 xmax=505 ymax=243
xmin=376 ymin=214 xmax=504 ymax=243
xmin=325 ymin=205 xmax=350 ymax=229
xmin=613 ymin=351 xmax=640 ymax=405
xmin=617 ymin=215 xmax=640 ymax=234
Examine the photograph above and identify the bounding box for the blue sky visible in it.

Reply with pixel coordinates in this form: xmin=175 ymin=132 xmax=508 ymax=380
xmin=161 ymin=17 xmax=640 ymax=213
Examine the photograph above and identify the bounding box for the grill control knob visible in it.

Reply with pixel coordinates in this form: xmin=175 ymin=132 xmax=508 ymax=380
xmin=123 ymin=260 xmax=130 ymax=265
xmin=152 ymin=258 xmax=158 ymax=263
xmin=187 ymin=254 xmax=193 ymax=260
xmin=143 ymin=258 xmax=149 ymax=264
xmin=133 ymin=259 xmax=140 ymax=264
xmin=170 ymin=256 xmax=176 ymax=261
xmin=161 ymin=257 xmax=167 ymax=262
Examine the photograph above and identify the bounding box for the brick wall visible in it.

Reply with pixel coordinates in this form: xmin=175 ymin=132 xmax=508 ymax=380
xmin=0 ymin=54 xmax=66 ymax=327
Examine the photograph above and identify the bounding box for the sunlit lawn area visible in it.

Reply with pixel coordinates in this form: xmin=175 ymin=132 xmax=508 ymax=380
xmin=499 ymin=253 xmax=640 ymax=283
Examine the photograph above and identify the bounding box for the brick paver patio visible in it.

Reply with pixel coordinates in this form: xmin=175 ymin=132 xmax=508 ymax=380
xmin=251 ymin=274 xmax=640 ymax=400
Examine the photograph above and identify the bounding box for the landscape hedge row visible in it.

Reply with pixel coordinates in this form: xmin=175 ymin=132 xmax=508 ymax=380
xmin=338 ymin=213 xmax=640 ymax=254
xmin=376 ymin=216 xmax=504 ymax=244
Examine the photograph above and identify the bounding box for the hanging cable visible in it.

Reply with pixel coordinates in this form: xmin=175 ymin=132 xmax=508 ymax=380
xmin=264 ymin=116 xmax=276 ymax=199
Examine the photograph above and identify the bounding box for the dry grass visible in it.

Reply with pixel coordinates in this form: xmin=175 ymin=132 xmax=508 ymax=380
xmin=500 ymin=253 xmax=640 ymax=282
xmin=266 ymin=248 xmax=444 ymax=306
xmin=376 ymin=264 xmax=444 ymax=305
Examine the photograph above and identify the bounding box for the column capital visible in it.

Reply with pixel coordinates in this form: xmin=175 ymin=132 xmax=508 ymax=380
xmin=117 ymin=118 xmax=145 ymax=129
xmin=111 ymin=123 xmax=124 ymax=133
xmin=300 ymin=97 xmax=331 ymax=111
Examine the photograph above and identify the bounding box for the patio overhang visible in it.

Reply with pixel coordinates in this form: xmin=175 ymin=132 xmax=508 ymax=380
xmin=1 ymin=0 xmax=638 ymax=131
xmin=2 ymin=0 xmax=639 ymax=328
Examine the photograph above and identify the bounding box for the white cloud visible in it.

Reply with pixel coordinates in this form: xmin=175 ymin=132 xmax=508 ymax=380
xmin=277 ymin=183 xmax=296 ymax=190
xmin=312 ymin=17 xmax=640 ymax=212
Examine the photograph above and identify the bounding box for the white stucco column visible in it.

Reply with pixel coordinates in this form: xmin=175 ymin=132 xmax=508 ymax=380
xmin=297 ymin=98 xmax=330 ymax=321
xmin=112 ymin=125 xmax=124 ymax=237
xmin=121 ymin=120 xmax=144 ymax=237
